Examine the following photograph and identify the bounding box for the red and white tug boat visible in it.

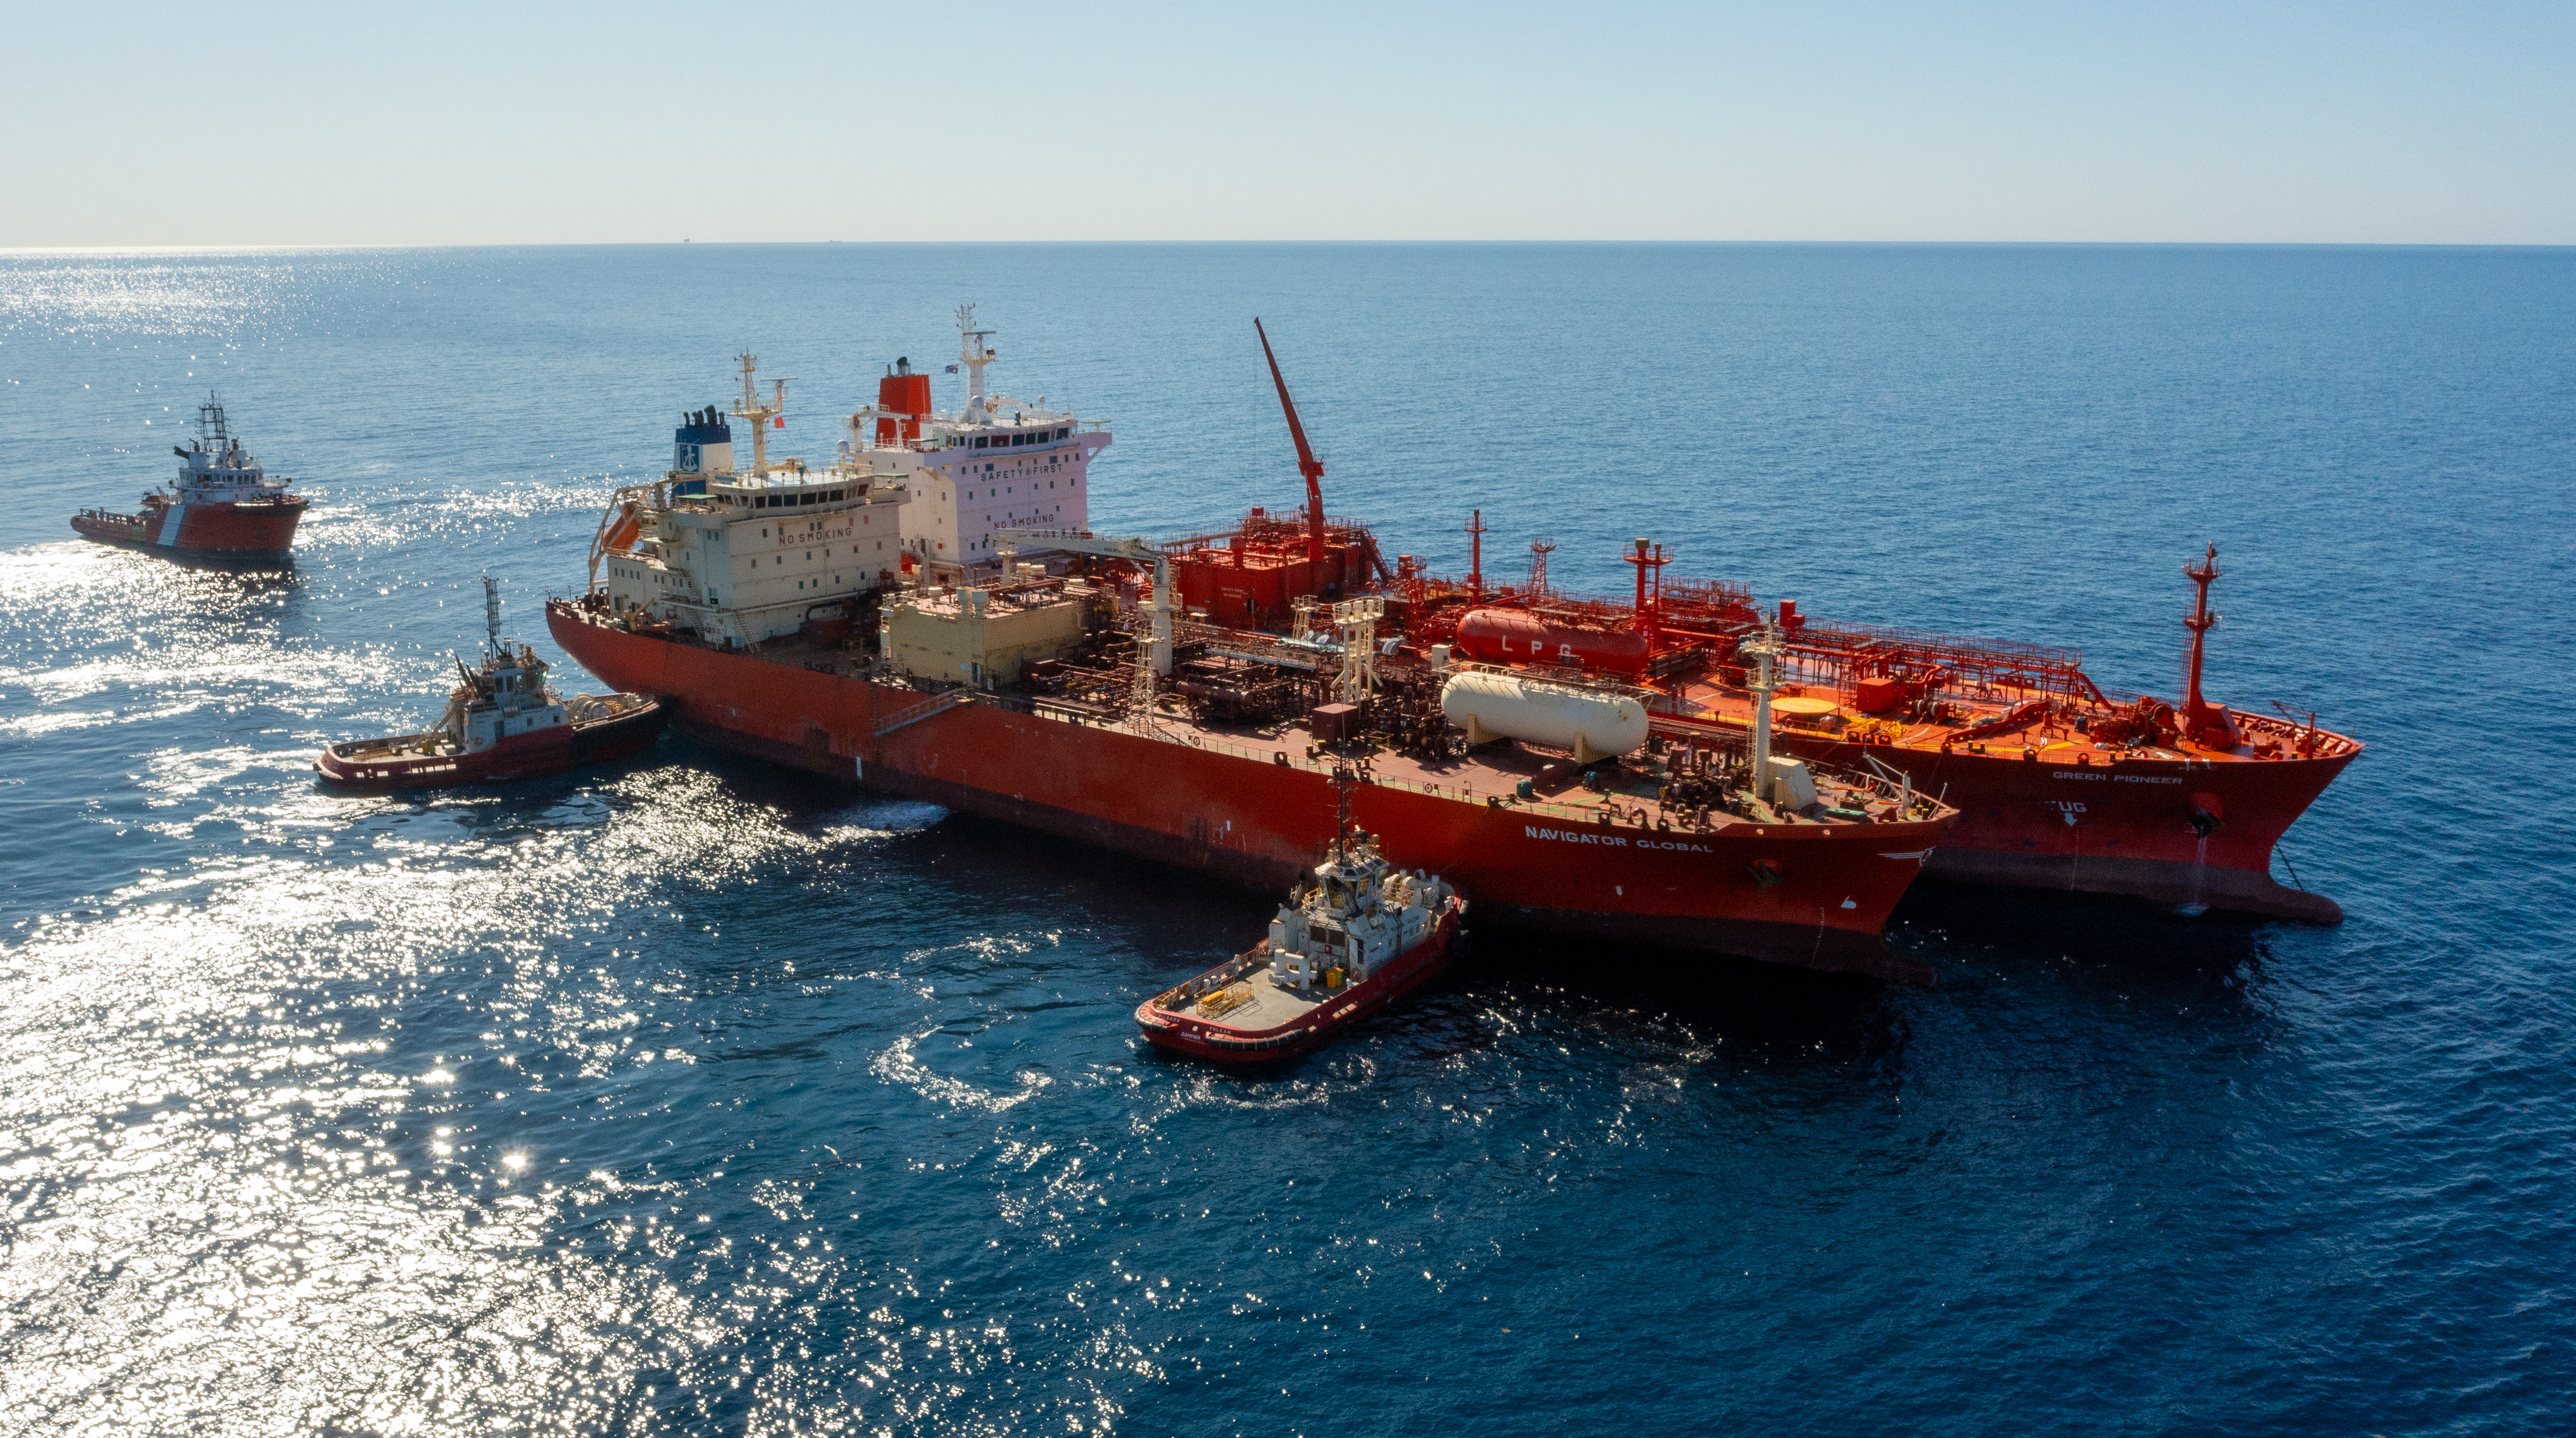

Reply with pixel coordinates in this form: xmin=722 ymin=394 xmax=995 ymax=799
xmin=72 ymin=393 xmax=307 ymax=562
xmin=317 ymin=579 xmax=665 ymax=792
xmin=1137 ymin=770 xmax=1468 ymax=1065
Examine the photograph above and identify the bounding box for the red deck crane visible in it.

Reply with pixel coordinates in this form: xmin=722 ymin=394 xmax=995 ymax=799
xmin=1254 ymin=318 xmax=1328 ymax=565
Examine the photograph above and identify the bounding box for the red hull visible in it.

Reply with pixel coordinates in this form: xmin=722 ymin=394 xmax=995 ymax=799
xmin=548 ymin=603 xmax=1954 ymax=984
xmin=315 ymin=700 xmax=667 ymax=792
xmin=1659 ymin=712 xmax=2353 ymax=922
xmin=1137 ymin=910 xmax=1464 ymax=1064
xmin=73 ymin=497 xmax=306 ymax=560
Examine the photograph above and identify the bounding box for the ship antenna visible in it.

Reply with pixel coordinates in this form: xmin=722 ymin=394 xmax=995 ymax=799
xmin=1466 ymin=510 xmax=1487 ymax=601
xmin=483 ymin=575 xmax=502 ymax=655
xmin=1330 ymin=763 xmax=1357 ymax=861
xmin=956 ymin=304 xmax=997 ymax=420
xmin=730 ymin=352 xmax=788 ymax=476
xmin=1254 ymin=319 xmax=1329 ymax=565
xmin=2181 ymin=542 xmax=2223 ymax=721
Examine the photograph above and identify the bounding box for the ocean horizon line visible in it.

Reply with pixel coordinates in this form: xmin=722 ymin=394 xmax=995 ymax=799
xmin=7 ymin=238 xmax=2574 ymax=257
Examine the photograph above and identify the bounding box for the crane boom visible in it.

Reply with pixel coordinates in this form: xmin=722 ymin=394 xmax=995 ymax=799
xmin=1254 ymin=319 xmax=1328 ymax=564
xmin=991 ymin=528 xmax=1174 ymax=677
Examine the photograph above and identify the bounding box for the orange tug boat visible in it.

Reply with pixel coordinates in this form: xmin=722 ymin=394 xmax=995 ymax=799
xmin=318 ymin=580 xmax=665 ymax=792
xmin=1138 ymin=770 xmax=1467 ymax=1063
xmin=72 ymin=394 xmax=307 ymax=563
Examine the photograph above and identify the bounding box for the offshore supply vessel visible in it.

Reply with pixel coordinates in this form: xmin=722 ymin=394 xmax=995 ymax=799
xmin=71 ymin=394 xmax=307 ymax=562
xmin=1137 ymin=768 xmax=1468 ymax=1064
xmin=1387 ymin=533 xmax=2362 ymax=922
xmin=548 ymin=314 xmax=1960 ymax=983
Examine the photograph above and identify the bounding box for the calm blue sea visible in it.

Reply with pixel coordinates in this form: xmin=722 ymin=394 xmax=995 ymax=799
xmin=2 ymin=244 xmax=2571 ymax=1435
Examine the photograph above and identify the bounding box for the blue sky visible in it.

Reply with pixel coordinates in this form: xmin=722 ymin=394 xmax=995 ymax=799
xmin=7 ymin=1 xmax=2570 ymax=246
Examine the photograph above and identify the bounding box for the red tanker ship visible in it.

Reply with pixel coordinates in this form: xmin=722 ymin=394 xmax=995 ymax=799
xmin=547 ymin=324 xmax=1960 ymax=983
xmin=1389 ymin=532 xmax=2361 ymax=922
xmin=71 ymin=394 xmax=307 ymax=562
xmin=548 ymin=580 xmax=1957 ymax=983
xmin=1073 ymin=320 xmax=2357 ymax=926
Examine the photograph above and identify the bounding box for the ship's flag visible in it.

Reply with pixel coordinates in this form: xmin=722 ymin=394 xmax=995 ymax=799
xmin=774 ymin=417 xmax=785 ymax=427
xmin=945 ymin=364 xmax=960 ymax=373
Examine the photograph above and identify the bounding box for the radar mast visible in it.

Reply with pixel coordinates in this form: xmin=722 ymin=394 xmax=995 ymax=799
xmin=730 ymin=352 xmax=789 ymax=475
xmin=956 ymin=305 xmax=997 ymax=419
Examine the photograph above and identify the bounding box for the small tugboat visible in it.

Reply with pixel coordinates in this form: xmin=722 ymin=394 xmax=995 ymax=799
xmin=1136 ymin=769 xmax=1468 ymax=1064
xmin=317 ymin=579 xmax=665 ymax=792
xmin=72 ymin=393 xmax=308 ymax=563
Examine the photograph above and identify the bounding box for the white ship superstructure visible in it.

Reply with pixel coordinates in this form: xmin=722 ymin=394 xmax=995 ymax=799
xmin=842 ymin=305 xmax=1110 ymax=568
xmin=167 ymin=395 xmax=294 ymax=507
xmin=594 ymin=354 xmax=911 ymax=646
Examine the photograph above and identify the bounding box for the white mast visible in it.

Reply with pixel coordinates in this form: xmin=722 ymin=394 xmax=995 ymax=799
xmin=1743 ymin=615 xmax=1782 ymax=807
xmin=1331 ymin=598 xmax=1384 ymax=705
xmin=483 ymin=575 xmax=503 ymax=654
xmin=955 ymin=304 xmax=996 ymax=420
xmin=730 ymin=352 xmax=787 ymax=475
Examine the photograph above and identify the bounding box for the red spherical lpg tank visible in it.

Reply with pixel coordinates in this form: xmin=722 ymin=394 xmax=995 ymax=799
xmin=1451 ymin=608 xmax=1651 ymax=676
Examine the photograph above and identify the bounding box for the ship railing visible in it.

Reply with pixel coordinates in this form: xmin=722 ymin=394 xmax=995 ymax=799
xmin=1096 ymin=708 xmax=1690 ymax=827
xmin=873 ymin=688 xmax=977 ymax=736
xmin=1065 ymin=691 xmax=1930 ymax=828
xmin=1782 ymin=619 xmax=2109 ymax=708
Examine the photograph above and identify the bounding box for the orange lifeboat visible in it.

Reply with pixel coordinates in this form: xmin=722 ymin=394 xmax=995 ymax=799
xmin=600 ymin=500 xmax=642 ymax=555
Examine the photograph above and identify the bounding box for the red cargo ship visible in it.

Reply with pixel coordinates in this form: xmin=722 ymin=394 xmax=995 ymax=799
xmin=1391 ymin=534 xmax=2361 ymax=922
xmin=551 ymin=587 xmax=1955 ymax=981
xmin=547 ymin=326 xmax=1959 ymax=983
xmin=1094 ymin=321 xmax=2358 ymax=927
xmin=1137 ymin=771 xmax=1468 ymax=1063
xmin=71 ymin=394 xmax=306 ymax=563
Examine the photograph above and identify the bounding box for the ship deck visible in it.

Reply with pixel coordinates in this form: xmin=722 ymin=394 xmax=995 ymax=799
xmin=1177 ymin=970 xmax=1327 ymax=1034
xmin=327 ymin=732 xmax=455 ymax=761
xmin=1655 ymin=674 xmax=2359 ymax=766
xmin=743 ymin=637 xmax=1917 ymax=834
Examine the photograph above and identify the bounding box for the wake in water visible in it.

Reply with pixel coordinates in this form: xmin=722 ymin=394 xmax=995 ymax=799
xmin=813 ymin=799 xmax=950 ymax=843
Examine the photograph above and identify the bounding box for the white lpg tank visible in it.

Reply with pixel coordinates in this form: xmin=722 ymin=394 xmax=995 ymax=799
xmin=1440 ymin=671 xmax=1649 ymax=758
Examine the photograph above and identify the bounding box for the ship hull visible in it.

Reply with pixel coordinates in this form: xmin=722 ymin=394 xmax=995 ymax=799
xmin=1137 ymin=909 xmax=1464 ymax=1064
xmin=1774 ymin=731 xmax=2351 ymax=923
xmin=72 ymin=497 xmax=306 ymax=562
xmin=1653 ymin=714 xmax=2353 ymax=923
xmin=549 ymin=604 xmax=1952 ymax=985
xmin=315 ymin=698 xmax=666 ymax=792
